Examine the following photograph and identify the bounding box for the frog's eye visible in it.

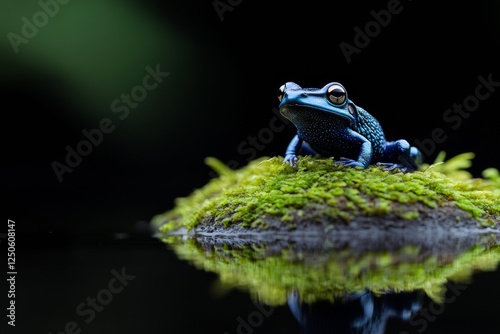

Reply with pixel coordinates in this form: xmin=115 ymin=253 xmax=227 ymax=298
xmin=277 ymin=84 xmax=286 ymax=102
xmin=327 ymin=84 xmax=346 ymax=105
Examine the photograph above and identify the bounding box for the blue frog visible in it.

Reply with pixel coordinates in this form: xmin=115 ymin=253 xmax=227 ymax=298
xmin=278 ymin=82 xmax=422 ymax=171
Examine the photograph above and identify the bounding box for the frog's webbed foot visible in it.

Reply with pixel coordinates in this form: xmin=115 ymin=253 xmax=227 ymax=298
xmin=333 ymin=157 xmax=366 ymax=169
xmin=376 ymin=162 xmax=408 ymax=172
xmin=284 ymin=154 xmax=299 ymax=168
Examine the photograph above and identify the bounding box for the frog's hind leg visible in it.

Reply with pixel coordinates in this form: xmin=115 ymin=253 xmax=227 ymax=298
xmin=379 ymin=140 xmax=422 ymax=172
xmin=409 ymin=146 xmax=423 ymax=166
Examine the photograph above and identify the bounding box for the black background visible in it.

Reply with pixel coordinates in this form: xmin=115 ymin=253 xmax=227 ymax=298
xmin=2 ymin=1 xmax=500 ymax=333
xmin=3 ymin=0 xmax=500 ymax=236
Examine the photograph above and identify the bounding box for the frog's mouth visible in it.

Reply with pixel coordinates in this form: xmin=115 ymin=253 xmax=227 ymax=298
xmin=280 ymin=104 xmax=354 ymax=127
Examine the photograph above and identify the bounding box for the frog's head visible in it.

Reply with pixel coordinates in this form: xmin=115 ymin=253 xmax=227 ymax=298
xmin=278 ymin=82 xmax=357 ymax=128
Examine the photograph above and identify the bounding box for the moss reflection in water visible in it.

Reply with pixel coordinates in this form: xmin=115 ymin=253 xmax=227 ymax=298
xmin=162 ymin=236 xmax=500 ymax=306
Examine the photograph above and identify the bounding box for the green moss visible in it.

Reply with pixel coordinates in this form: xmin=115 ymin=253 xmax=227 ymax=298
xmin=165 ymin=237 xmax=500 ymax=306
xmin=399 ymin=210 xmax=419 ymax=220
xmin=152 ymin=152 xmax=499 ymax=233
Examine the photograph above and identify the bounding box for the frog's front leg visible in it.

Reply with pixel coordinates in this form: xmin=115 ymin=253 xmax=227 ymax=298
xmin=334 ymin=130 xmax=373 ymax=169
xmin=284 ymin=135 xmax=318 ymax=167
xmin=284 ymin=135 xmax=302 ymax=167
xmin=379 ymin=140 xmax=422 ymax=172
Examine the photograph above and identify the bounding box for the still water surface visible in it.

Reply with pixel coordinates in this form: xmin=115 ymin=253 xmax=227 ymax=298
xmin=21 ymin=222 xmax=500 ymax=334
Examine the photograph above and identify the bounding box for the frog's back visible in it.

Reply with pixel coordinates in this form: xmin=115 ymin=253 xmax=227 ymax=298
xmin=354 ymin=105 xmax=386 ymax=160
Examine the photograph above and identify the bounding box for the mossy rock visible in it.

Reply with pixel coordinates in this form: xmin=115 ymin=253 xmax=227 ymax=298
xmin=152 ymin=152 xmax=500 ymax=236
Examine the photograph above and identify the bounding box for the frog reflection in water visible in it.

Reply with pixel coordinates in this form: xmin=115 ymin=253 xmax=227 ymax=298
xmin=288 ymin=290 xmax=422 ymax=334
xmin=278 ymin=82 xmax=422 ymax=171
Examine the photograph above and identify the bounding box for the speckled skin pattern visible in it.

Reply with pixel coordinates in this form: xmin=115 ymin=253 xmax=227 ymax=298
xmin=278 ymin=82 xmax=422 ymax=171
